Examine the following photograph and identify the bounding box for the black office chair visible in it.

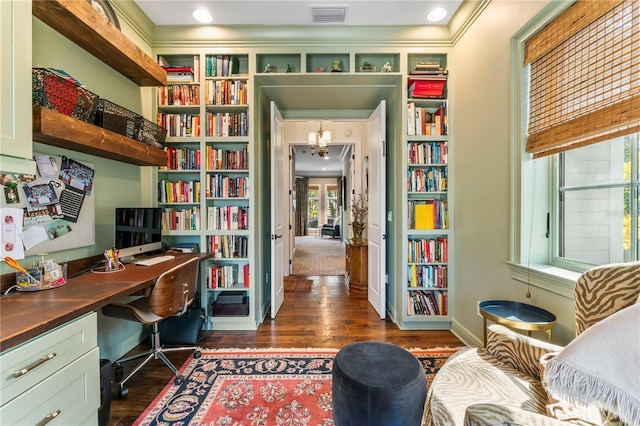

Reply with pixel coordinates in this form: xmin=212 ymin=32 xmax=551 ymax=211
xmin=102 ymin=257 xmax=202 ymax=399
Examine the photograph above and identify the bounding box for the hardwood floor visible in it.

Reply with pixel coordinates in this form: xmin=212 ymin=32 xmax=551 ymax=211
xmin=107 ymin=275 xmax=462 ymax=425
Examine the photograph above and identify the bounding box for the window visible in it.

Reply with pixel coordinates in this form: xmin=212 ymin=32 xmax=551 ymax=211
xmin=308 ymin=185 xmax=319 ymax=229
xmin=510 ymin=0 xmax=639 ymax=290
xmin=556 ymin=134 xmax=639 ymax=266
xmin=325 ymin=185 xmax=338 ymax=224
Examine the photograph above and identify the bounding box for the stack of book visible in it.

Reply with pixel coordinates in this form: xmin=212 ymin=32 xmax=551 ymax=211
xmin=163 ymin=66 xmax=195 ymax=83
xmin=410 ymin=62 xmax=448 ymax=76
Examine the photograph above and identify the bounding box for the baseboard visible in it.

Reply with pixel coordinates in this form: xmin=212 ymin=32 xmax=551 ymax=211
xmin=101 ymin=329 xmax=147 ymax=362
xmin=450 ymin=318 xmax=482 ymax=346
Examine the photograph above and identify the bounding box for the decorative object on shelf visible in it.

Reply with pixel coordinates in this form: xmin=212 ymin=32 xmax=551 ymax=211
xmin=264 ymin=63 xmax=274 ymax=73
xmin=308 ymin=121 xmax=331 ymax=157
xmin=360 ymin=61 xmax=376 ymax=72
xmin=332 ymin=59 xmax=342 ymax=72
xmin=350 ymin=194 xmax=368 ymax=245
xmin=314 ymin=67 xmax=324 ymax=73
xmin=286 ymin=64 xmax=292 ymax=73
xmin=88 ymin=0 xmax=120 ymax=30
xmin=382 ymin=61 xmax=393 ymax=73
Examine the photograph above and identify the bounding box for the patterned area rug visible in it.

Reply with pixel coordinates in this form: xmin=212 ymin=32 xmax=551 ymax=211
xmin=284 ymin=279 xmax=313 ymax=293
xmin=133 ymin=347 xmax=459 ymax=425
xmin=291 ymin=236 xmax=346 ymax=276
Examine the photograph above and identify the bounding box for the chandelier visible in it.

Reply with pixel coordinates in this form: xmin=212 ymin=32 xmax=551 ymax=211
xmin=308 ymin=122 xmax=331 ymax=158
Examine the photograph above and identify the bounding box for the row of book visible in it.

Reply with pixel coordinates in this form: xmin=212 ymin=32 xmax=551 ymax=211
xmin=206 ymin=175 xmax=248 ymax=198
xmin=206 ymin=264 xmax=249 ymax=289
xmin=206 ymin=235 xmax=249 ymax=259
xmin=408 ymin=141 xmax=447 ymax=165
xmin=408 ymin=264 xmax=447 ymax=288
xmin=205 ymin=80 xmax=247 ymax=105
xmin=407 ymin=102 xmax=447 ymax=136
xmin=158 ymin=179 xmax=201 ymax=204
xmin=205 ymin=112 xmax=249 ymax=137
xmin=158 ymin=84 xmax=200 ymax=106
xmin=206 ymin=146 xmax=248 ymax=170
xmin=205 ymin=55 xmax=241 ymax=78
xmin=407 ymin=167 xmax=448 ymax=192
xmin=409 ymin=200 xmax=448 ymax=230
xmin=163 ymin=146 xmax=200 ymax=171
xmin=408 ymin=290 xmax=448 ymax=316
xmin=161 ymin=206 xmax=201 ymax=231
xmin=207 ymin=206 xmax=249 ymax=231
xmin=157 ymin=113 xmax=200 ymax=138
xmin=408 ymin=237 xmax=448 ymax=263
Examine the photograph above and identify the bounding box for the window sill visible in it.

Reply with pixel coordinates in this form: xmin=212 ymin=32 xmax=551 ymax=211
xmin=506 ymin=262 xmax=580 ymax=299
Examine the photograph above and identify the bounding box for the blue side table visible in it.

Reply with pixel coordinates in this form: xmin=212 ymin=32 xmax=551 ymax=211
xmin=478 ymin=300 xmax=557 ymax=345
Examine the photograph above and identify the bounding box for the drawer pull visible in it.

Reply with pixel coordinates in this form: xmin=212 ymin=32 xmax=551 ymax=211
xmin=35 ymin=409 xmax=61 ymax=426
xmin=12 ymin=353 xmax=57 ymax=378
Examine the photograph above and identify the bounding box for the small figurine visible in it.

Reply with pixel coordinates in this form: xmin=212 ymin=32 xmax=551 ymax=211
xmin=332 ymin=59 xmax=342 ymax=72
xmin=286 ymin=64 xmax=292 ymax=73
xmin=264 ymin=63 xmax=274 ymax=73
xmin=381 ymin=61 xmax=393 ymax=73
xmin=360 ymin=61 xmax=376 ymax=72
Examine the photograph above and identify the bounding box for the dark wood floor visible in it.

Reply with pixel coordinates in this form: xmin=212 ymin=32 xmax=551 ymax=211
xmin=107 ymin=275 xmax=462 ymax=425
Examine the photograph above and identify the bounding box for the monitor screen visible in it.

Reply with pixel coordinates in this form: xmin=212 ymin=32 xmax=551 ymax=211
xmin=114 ymin=207 xmax=163 ymax=262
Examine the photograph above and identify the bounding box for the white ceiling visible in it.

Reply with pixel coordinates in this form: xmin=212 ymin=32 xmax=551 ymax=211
xmin=134 ymin=0 xmax=464 ymax=27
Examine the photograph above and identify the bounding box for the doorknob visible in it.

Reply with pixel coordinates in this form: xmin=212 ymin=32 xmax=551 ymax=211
xmin=270 ymin=234 xmax=283 ymax=240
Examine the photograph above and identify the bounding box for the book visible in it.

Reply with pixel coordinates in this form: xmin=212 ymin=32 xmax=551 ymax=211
xmin=414 ymin=202 xmax=435 ymax=229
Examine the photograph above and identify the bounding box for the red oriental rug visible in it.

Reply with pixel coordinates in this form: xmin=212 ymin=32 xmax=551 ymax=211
xmin=133 ymin=346 xmax=459 ymax=426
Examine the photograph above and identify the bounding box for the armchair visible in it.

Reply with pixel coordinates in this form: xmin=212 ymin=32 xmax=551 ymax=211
xmin=321 ymin=214 xmax=341 ymax=239
xmin=423 ymin=261 xmax=640 ymax=426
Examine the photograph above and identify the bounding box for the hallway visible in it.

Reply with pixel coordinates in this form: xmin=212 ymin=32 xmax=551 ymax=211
xmin=291 ymin=235 xmax=346 ymax=276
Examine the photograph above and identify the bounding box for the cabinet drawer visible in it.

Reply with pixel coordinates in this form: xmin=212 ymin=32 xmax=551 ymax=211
xmin=0 ymin=347 xmax=99 ymax=425
xmin=0 ymin=312 xmax=97 ymax=404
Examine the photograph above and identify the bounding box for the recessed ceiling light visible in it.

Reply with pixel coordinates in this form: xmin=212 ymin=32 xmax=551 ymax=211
xmin=427 ymin=7 xmax=447 ymax=23
xmin=192 ymin=9 xmax=213 ymax=24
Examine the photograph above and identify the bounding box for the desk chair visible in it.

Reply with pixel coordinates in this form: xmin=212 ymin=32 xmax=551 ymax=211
xmin=102 ymin=257 xmax=202 ymax=399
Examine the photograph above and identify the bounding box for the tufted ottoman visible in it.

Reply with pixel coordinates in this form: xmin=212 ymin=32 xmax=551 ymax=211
xmin=332 ymin=341 xmax=427 ymax=426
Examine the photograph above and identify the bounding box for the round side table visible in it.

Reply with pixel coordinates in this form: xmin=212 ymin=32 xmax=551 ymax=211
xmin=478 ymin=300 xmax=557 ymax=346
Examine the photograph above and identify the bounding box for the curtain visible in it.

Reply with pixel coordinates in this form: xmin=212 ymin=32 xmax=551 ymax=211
xmin=295 ymin=177 xmax=308 ymax=236
xmin=524 ymin=0 xmax=640 ymax=158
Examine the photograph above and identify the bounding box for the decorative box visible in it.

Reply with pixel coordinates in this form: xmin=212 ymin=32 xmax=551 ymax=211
xmin=408 ymin=77 xmax=447 ymax=99
xmin=32 ymin=67 xmax=99 ymax=123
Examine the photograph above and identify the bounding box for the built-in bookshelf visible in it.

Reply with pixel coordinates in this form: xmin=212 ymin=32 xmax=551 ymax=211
xmin=155 ymin=51 xmax=254 ymax=330
xmin=403 ymin=52 xmax=452 ymax=327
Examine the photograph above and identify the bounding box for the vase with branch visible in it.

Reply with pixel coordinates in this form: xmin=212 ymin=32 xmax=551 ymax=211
xmin=350 ymin=194 xmax=368 ymax=244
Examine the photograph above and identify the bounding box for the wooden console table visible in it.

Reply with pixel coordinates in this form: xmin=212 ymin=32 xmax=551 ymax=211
xmin=346 ymin=243 xmax=368 ymax=293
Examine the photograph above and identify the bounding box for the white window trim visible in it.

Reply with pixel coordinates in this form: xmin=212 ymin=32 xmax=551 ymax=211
xmin=509 ymin=0 xmax=579 ymax=298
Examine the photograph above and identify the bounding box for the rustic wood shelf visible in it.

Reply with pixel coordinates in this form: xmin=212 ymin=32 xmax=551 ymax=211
xmin=33 ymin=106 xmax=167 ymax=166
xmin=32 ymin=0 xmax=166 ymax=87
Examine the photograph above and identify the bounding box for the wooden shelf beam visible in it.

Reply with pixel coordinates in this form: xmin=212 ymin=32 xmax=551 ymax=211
xmin=33 ymin=106 xmax=167 ymax=167
xmin=32 ymin=0 xmax=166 ymax=86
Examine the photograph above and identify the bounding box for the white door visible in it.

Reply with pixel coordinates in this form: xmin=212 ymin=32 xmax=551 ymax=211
xmin=270 ymin=102 xmax=285 ymax=318
xmin=367 ymin=101 xmax=386 ymax=318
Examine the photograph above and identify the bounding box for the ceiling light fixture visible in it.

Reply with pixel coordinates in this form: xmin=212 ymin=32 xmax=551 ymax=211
xmin=427 ymin=7 xmax=447 ymax=23
xmin=308 ymin=122 xmax=331 ymax=158
xmin=192 ymin=9 xmax=213 ymax=24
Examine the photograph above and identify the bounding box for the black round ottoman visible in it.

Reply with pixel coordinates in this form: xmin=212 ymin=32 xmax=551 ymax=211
xmin=332 ymin=341 xmax=427 ymax=426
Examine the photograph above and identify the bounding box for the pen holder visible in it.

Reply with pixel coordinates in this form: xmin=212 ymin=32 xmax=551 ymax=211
xmin=105 ymin=250 xmax=120 ymax=271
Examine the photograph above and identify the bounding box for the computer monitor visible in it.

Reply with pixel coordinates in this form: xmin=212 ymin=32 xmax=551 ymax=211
xmin=114 ymin=207 xmax=163 ymax=263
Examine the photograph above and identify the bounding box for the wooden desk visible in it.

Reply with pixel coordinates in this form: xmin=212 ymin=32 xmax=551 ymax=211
xmin=0 ymin=253 xmax=210 ymax=352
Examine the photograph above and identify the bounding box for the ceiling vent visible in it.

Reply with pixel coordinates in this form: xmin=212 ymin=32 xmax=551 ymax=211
xmin=310 ymin=6 xmax=348 ymax=24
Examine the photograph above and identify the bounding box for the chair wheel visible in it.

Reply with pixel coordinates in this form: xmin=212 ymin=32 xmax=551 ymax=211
xmin=114 ymin=364 xmax=124 ymax=377
xmin=174 ymin=375 xmax=184 ymax=385
xmin=194 ymin=350 xmax=202 ymax=358
xmin=118 ymin=387 xmax=128 ymax=399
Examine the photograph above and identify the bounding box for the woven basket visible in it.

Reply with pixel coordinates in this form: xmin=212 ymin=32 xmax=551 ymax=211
xmin=32 ymin=67 xmax=99 ymax=123
xmin=138 ymin=118 xmax=166 ymax=149
xmin=94 ymin=99 xmax=141 ymax=140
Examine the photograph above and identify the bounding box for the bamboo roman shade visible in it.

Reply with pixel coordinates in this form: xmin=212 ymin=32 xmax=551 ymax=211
xmin=525 ymin=0 xmax=640 ymax=158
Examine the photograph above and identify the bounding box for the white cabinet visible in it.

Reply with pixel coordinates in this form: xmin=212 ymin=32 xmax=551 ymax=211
xmin=0 ymin=313 xmax=99 ymax=424
xmin=0 ymin=0 xmax=36 ymax=174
